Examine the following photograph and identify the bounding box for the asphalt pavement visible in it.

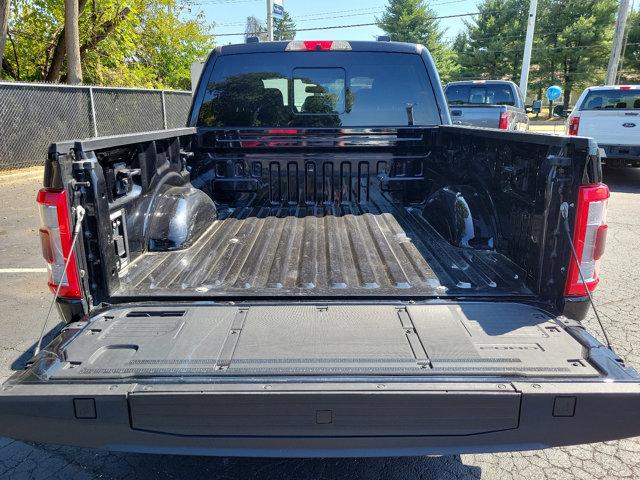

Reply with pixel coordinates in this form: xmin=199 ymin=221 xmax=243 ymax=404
xmin=1 ymin=166 xmax=640 ymax=479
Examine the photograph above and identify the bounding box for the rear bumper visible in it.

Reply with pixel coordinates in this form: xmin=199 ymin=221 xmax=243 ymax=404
xmin=1 ymin=380 xmax=640 ymax=457
xmin=600 ymin=145 xmax=640 ymax=165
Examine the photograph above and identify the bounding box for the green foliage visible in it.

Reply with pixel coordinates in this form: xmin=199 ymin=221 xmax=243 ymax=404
xmin=377 ymin=0 xmax=457 ymax=82
xmin=453 ymin=0 xmax=528 ymax=81
xmin=274 ymin=11 xmax=295 ymax=41
xmin=3 ymin=0 xmax=214 ymax=89
xmin=453 ymin=0 xmax=619 ymax=108
xmin=621 ymin=9 xmax=640 ymax=80
xmin=534 ymin=0 xmax=617 ymax=107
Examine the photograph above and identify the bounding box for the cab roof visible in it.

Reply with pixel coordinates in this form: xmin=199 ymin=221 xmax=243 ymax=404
xmin=216 ymin=41 xmax=424 ymax=56
xmin=585 ymin=85 xmax=640 ymax=91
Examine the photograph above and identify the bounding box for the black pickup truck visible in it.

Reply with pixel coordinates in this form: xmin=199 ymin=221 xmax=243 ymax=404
xmin=1 ymin=40 xmax=639 ymax=457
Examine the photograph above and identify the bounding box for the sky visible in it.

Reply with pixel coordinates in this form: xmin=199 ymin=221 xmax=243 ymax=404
xmin=194 ymin=0 xmax=481 ymax=45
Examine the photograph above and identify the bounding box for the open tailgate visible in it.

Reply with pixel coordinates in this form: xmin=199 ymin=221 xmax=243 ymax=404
xmin=1 ymin=302 xmax=640 ymax=456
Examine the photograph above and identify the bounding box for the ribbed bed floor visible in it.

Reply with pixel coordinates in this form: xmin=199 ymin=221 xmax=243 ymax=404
xmin=115 ymin=196 xmax=530 ymax=297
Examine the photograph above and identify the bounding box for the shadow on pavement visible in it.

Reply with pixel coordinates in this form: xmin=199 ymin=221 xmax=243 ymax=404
xmin=603 ymin=166 xmax=640 ymax=193
xmin=9 ymin=322 xmax=64 ymax=372
xmin=6 ymin=442 xmax=483 ymax=480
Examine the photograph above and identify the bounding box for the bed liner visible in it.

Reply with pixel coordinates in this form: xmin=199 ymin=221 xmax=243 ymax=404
xmin=115 ymin=195 xmax=530 ymax=298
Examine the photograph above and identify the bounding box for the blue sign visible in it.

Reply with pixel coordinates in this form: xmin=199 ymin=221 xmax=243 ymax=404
xmin=273 ymin=3 xmax=284 ymax=17
xmin=546 ymin=85 xmax=562 ymax=101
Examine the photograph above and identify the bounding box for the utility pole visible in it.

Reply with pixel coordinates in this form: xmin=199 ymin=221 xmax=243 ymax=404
xmin=266 ymin=0 xmax=273 ymax=41
xmin=606 ymin=0 xmax=631 ymax=85
xmin=519 ymin=0 xmax=538 ymax=100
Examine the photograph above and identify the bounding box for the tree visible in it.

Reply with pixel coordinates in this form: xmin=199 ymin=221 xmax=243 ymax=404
xmin=273 ymin=11 xmax=295 ymax=41
xmin=64 ymin=0 xmax=82 ymax=83
xmin=453 ymin=0 xmax=617 ymax=109
xmin=534 ymin=0 xmax=617 ymax=109
xmin=377 ymin=0 xmax=456 ymax=82
xmin=452 ymin=0 xmax=528 ymax=82
xmin=111 ymin=6 xmax=213 ymax=89
xmin=0 ymin=0 xmax=8 ymax=74
xmin=620 ymin=9 xmax=640 ymax=80
xmin=244 ymin=15 xmax=267 ymax=42
xmin=3 ymin=0 xmax=214 ymax=89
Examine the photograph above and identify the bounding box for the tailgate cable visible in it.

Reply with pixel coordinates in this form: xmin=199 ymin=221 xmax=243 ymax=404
xmin=560 ymin=202 xmax=613 ymax=350
xmin=34 ymin=205 xmax=86 ymax=356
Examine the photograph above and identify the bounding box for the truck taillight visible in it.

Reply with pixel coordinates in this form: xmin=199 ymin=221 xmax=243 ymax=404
xmin=36 ymin=188 xmax=82 ymax=299
xmin=568 ymin=116 xmax=580 ymax=136
xmin=498 ymin=111 xmax=509 ymax=130
xmin=285 ymin=40 xmax=351 ymax=51
xmin=564 ymin=183 xmax=609 ymax=297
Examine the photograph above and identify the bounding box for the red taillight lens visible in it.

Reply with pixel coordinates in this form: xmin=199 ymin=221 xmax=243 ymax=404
xmin=568 ymin=116 xmax=580 ymax=136
xmin=304 ymin=40 xmax=333 ymax=51
xmin=36 ymin=188 xmax=82 ymax=299
xmin=564 ymin=183 xmax=609 ymax=297
xmin=498 ymin=111 xmax=509 ymax=130
xmin=266 ymin=129 xmax=299 ymax=135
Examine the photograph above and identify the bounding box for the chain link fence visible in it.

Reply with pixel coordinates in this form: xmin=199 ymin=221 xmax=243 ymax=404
xmin=0 ymin=81 xmax=192 ymax=170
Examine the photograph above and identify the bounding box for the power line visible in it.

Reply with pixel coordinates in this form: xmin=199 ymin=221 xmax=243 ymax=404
xmin=470 ymin=41 xmax=640 ymax=56
xmin=214 ymin=11 xmax=481 ymax=37
xmin=189 ymin=0 xmax=263 ymax=4
xmin=210 ymin=0 xmax=477 ymax=27
xmin=215 ymin=9 xmax=384 ymax=27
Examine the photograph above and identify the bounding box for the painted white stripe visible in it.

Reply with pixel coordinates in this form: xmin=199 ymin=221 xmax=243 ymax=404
xmin=0 ymin=268 xmax=47 ymax=273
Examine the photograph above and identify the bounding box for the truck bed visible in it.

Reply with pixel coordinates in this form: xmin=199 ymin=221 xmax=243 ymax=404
xmin=116 ymin=194 xmax=530 ymax=298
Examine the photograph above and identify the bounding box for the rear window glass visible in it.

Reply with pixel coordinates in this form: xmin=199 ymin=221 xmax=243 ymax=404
xmin=445 ymin=83 xmax=516 ymax=106
xmin=580 ymin=90 xmax=640 ymax=110
xmin=197 ymin=52 xmax=440 ymax=128
xmin=293 ymin=68 xmax=346 ymax=114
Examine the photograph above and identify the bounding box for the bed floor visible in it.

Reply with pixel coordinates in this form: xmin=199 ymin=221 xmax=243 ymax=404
xmin=115 ymin=195 xmax=530 ymax=298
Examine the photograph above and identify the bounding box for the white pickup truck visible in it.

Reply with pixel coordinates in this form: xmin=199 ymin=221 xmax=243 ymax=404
xmin=567 ymin=85 xmax=640 ymax=167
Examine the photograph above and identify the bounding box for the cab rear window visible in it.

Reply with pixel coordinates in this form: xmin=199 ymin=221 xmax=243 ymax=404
xmin=580 ymin=90 xmax=640 ymax=110
xmin=445 ymin=83 xmax=516 ymax=106
xmin=197 ymin=52 xmax=440 ymax=128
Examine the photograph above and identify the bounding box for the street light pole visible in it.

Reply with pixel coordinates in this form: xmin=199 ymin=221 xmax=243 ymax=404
xmin=519 ymin=0 xmax=538 ymax=100
xmin=606 ymin=0 xmax=631 ymax=85
xmin=267 ymin=0 xmax=274 ymax=41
